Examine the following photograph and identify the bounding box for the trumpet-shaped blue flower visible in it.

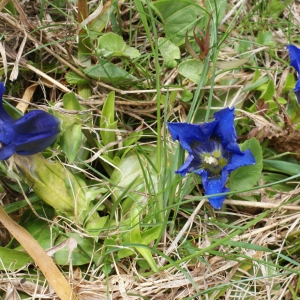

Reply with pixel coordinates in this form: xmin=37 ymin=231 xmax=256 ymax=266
xmin=287 ymin=44 xmax=300 ymax=103
xmin=0 ymin=82 xmax=60 ymax=160
xmin=168 ymin=107 xmax=255 ymax=209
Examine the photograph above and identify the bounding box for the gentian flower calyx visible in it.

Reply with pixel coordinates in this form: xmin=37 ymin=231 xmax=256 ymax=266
xmin=168 ymin=107 xmax=255 ymax=209
xmin=287 ymin=44 xmax=300 ymax=103
xmin=0 ymin=82 xmax=60 ymax=160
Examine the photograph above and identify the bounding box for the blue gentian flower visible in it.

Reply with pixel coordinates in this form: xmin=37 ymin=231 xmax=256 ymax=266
xmin=168 ymin=107 xmax=255 ymax=209
xmin=0 ymin=82 xmax=60 ymax=160
xmin=287 ymin=44 xmax=300 ymax=103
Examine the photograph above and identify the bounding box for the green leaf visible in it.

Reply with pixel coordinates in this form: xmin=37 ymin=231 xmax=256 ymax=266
xmin=61 ymin=124 xmax=82 ymax=163
xmin=65 ymin=72 xmax=89 ymax=85
xmin=100 ymin=91 xmax=117 ymax=159
xmin=158 ymin=37 xmax=180 ymax=68
xmin=60 ymin=93 xmax=83 ymax=163
xmin=261 ymin=172 xmax=296 ymax=192
xmin=110 ymin=151 xmax=146 ymax=202
xmin=84 ymin=59 xmax=136 ymax=84
xmin=242 ymin=76 xmax=269 ymax=92
xmin=18 ymin=205 xmax=56 ymax=250
xmin=88 ymin=2 xmax=110 ymax=38
xmin=0 ymin=247 xmax=32 ymax=270
xmin=153 ymin=0 xmax=204 ymax=45
xmin=128 ymin=207 xmax=158 ymax=272
xmin=256 ymin=31 xmax=275 ymax=46
xmin=229 ymin=138 xmax=263 ymax=192
xmin=53 ymin=233 xmax=102 ymax=265
xmin=63 ymin=92 xmax=81 ymax=111
xmin=267 ymin=0 xmax=292 ymax=17
xmin=178 ymin=59 xmax=204 ymax=83
xmin=97 ymin=32 xmax=140 ymax=59
xmin=123 ymin=131 xmax=143 ymax=148
xmin=181 ymin=88 xmax=193 ymax=102
xmin=282 ymin=73 xmax=296 ymax=94
xmin=14 ymin=154 xmax=103 ymax=237
xmin=263 ymin=160 xmax=300 ymax=176
xmin=259 ymin=80 xmax=275 ymax=101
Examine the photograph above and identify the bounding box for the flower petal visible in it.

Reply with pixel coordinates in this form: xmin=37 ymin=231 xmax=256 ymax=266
xmin=13 ymin=110 xmax=60 ymax=135
xmin=167 ymin=122 xmax=215 ymax=152
xmin=226 ymin=149 xmax=256 ymax=173
xmin=15 ymin=132 xmax=59 ymax=155
xmin=287 ymin=45 xmax=300 ymax=74
xmin=0 ymin=82 xmax=14 ymax=123
xmin=0 ymin=144 xmax=17 ymax=160
xmin=0 ymin=123 xmax=16 ymax=145
xmin=12 ymin=110 xmax=60 ymax=155
xmin=212 ymin=107 xmax=241 ymax=153
xmin=287 ymin=45 xmax=300 ymax=103
xmin=202 ymin=170 xmax=229 ymax=209
xmin=176 ymin=153 xmax=204 ymax=177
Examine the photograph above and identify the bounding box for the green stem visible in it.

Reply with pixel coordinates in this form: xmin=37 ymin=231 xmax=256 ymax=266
xmin=205 ymin=12 xmax=218 ymax=122
xmin=77 ymin=0 xmax=92 ymax=100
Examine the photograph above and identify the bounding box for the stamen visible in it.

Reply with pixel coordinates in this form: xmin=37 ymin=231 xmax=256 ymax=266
xmin=204 ymin=156 xmax=219 ymax=166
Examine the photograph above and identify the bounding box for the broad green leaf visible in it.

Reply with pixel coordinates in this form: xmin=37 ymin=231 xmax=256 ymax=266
xmin=61 ymin=92 xmax=83 ymax=163
xmin=242 ymin=76 xmax=269 ymax=92
xmin=88 ymin=1 xmax=111 ymax=38
xmin=215 ymin=57 xmax=250 ymax=70
xmin=100 ymin=91 xmax=117 ymax=159
xmin=65 ymin=72 xmax=89 ymax=85
xmin=256 ymin=31 xmax=275 ymax=46
xmin=267 ymin=0 xmax=292 ymax=17
xmin=261 ymin=173 xmax=296 ymax=192
xmin=0 ymin=247 xmax=32 ymax=270
xmin=178 ymin=59 xmax=204 ymax=83
xmin=53 ymin=233 xmax=102 ymax=265
xmin=84 ymin=59 xmax=137 ymax=84
xmin=153 ymin=0 xmax=204 ymax=45
xmin=276 ymin=97 xmax=287 ymax=105
xmin=110 ymin=151 xmax=146 ymax=202
xmin=158 ymin=37 xmax=180 ymax=68
xmin=123 ymin=131 xmax=143 ymax=148
xmin=258 ymin=80 xmax=275 ymax=101
xmin=253 ymin=69 xmax=261 ymax=82
xmin=229 ymin=138 xmax=263 ymax=192
xmin=128 ymin=207 xmax=158 ymax=272
xmin=63 ymin=92 xmax=81 ymax=116
xmin=61 ymin=124 xmax=82 ymax=163
xmin=97 ymin=32 xmax=140 ymax=59
xmin=181 ymin=89 xmax=193 ymax=102
xmin=3 ymin=195 xmax=39 ymax=214
xmin=282 ymin=73 xmax=296 ymax=94
xmin=18 ymin=205 xmax=56 ymax=250
xmin=263 ymin=160 xmax=300 ymax=176
xmin=14 ymin=154 xmax=103 ymax=237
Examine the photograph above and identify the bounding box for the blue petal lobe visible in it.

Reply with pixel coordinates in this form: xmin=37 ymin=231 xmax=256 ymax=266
xmin=0 ymin=144 xmax=17 ymax=160
xmin=226 ymin=149 xmax=256 ymax=173
xmin=287 ymin=45 xmax=300 ymax=103
xmin=175 ymin=154 xmax=194 ymax=176
xmin=202 ymin=170 xmax=229 ymax=209
xmin=13 ymin=110 xmax=60 ymax=135
xmin=12 ymin=110 xmax=60 ymax=155
xmin=0 ymin=82 xmax=5 ymax=98
xmin=212 ymin=108 xmax=241 ymax=153
xmin=0 ymin=82 xmax=14 ymax=123
xmin=175 ymin=153 xmax=204 ymax=177
xmin=287 ymin=45 xmax=300 ymax=74
xmin=295 ymin=90 xmax=300 ymax=104
xmin=167 ymin=122 xmax=214 ymax=152
xmin=15 ymin=133 xmax=59 ymax=155
xmin=0 ymin=123 xmax=16 ymax=145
